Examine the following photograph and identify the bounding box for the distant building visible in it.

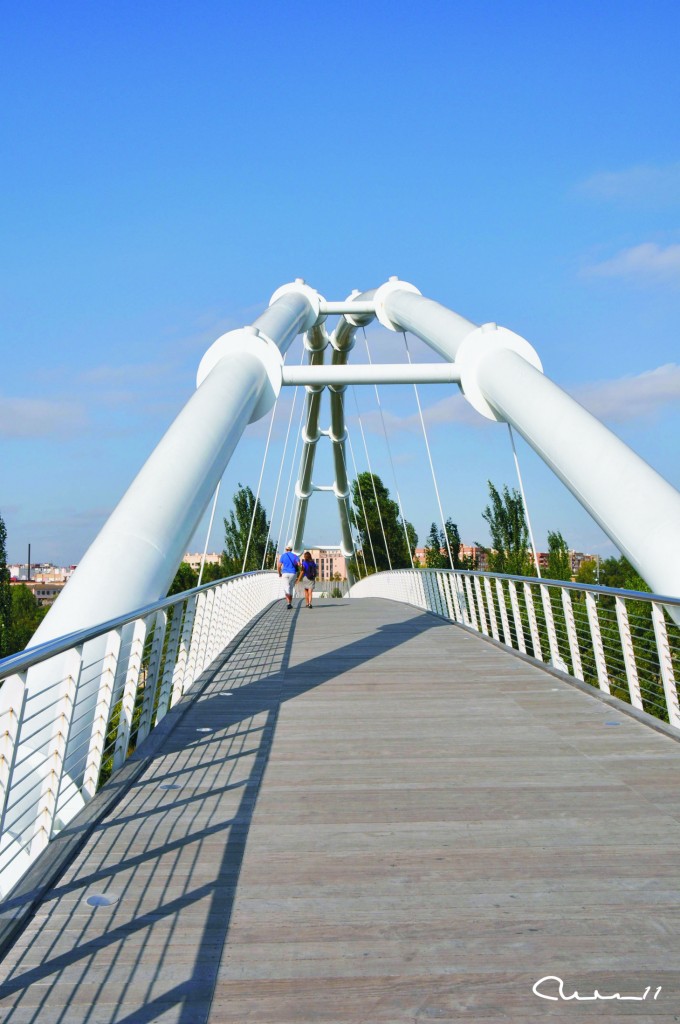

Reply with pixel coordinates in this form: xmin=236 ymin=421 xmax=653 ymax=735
xmin=8 ymin=563 xmax=76 ymax=584
xmin=182 ymin=552 xmax=222 ymax=573
xmin=569 ymin=551 xmax=599 ymax=574
xmin=9 ymin=579 xmax=66 ymax=606
xmin=306 ymin=547 xmax=347 ymax=581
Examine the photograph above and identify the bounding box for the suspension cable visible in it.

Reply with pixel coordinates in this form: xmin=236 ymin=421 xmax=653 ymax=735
xmin=352 ymin=387 xmax=392 ymax=570
xmin=197 ymin=480 xmax=221 ymax=586
xmin=362 ymin=329 xmax=414 ymax=568
xmin=279 ymin=379 xmax=309 ymax=549
xmin=508 ymin=423 xmax=542 ymax=578
xmin=402 ymin=331 xmax=455 ymax=570
xmin=262 ymin=351 xmax=303 ymax=568
xmin=241 ymin=395 xmax=279 ymax=573
xmin=346 ymin=428 xmax=377 ymax=573
xmin=336 ymin=426 xmax=369 ymax=578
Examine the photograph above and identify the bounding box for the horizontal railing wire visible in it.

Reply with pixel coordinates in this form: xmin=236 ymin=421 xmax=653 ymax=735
xmin=0 ymin=570 xmax=281 ymax=898
xmin=350 ymin=568 xmax=680 ymax=730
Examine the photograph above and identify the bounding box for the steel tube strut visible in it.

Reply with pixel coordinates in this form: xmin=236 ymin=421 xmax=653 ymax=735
xmin=282 ymin=364 xmax=461 ymax=385
xmin=378 ymin=280 xmax=680 ymax=602
xmin=33 ymin=284 xmax=320 ymax=642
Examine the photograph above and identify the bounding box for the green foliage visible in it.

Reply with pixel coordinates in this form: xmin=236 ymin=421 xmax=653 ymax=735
xmin=200 ymin=560 xmax=225 ymax=584
xmin=482 ymin=482 xmax=533 ymax=576
xmin=8 ymin=585 xmax=48 ymax=651
xmin=168 ymin=561 xmax=199 ymax=596
xmin=425 ymin=519 xmax=462 ymax=569
xmin=0 ymin=513 xmax=10 ymax=658
xmin=547 ymin=530 xmax=571 ymax=581
xmin=424 ymin=522 xmax=446 ymax=569
xmin=576 ymin=559 xmax=598 ymax=584
xmin=351 ymin=472 xmax=417 ymax=571
xmin=222 ymin=483 xmax=276 ymax=575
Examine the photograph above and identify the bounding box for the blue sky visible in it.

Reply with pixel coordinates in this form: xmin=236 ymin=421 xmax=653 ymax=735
xmin=2 ymin=0 xmax=679 ymax=565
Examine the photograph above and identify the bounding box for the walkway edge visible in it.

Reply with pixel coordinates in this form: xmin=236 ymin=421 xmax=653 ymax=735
xmin=0 ymin=600 xmax=278 ymax=963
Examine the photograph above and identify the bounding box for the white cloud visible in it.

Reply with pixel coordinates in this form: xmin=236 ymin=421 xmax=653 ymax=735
xmin=0 ymin=397 xmax=87 ymax=439
xmin=583 ymin=243 xmax=680 ymax=283
xmin=573 ymin=363 xmax=680 ymax=422
xmin=578 ymin=162 xmax=680 ymax=205
xmin=347 ymin=364 xmax=680 ymax=434
xmin=349 ymin=390 xmax=487 ymax=435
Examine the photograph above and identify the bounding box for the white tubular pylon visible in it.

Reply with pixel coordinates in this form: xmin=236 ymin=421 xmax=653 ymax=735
xmin=378 ymin=281 xmax=680 ymax=604
xmin=32 ymin=282 xmax=321 ymax=643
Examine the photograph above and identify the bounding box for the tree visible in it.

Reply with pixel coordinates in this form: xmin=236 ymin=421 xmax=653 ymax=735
xmin=481 ymin=482 xmax=533 ymax=576
xmin=168 ymin=561 xmax=198 ymax=596
xmin=444 ymin=519 xmax=462 ymax=568
xmin=547 ymin=530 xmax=571 ymax=581
xmin=222 ymin=484 xmax=276 ymax=576
xmin=424 ymin=523 xmax=447 ymax=569
xmin=350 ymin=472 xmax=417 ymax=572
xmin=8 ymin=585 xmax=47 ymax=651
xmin=0 ymin=513 xmax=11 ymax=658
xmin=576 ymin=558 xmax=598 ymax=585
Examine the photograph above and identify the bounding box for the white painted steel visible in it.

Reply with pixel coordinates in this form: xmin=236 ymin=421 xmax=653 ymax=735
xmin=508 ymin=581 xmax=526 ymax=654
xmin=351 ymin=569 xmax=680 ymax=734
xmin=562 ymin=589 xmax=584 ymax=681
xmin=586 ymin=591 xmax=610 ymax=694
xmin=0 ymin=571 xmax=280 ymax=897
xmin=651 ymin=602 xmax=680 ymax=729
xmin=282 ymin=364 xmax=461 ymax=386
xmin=615 ymin=596 xmax=643 ymax=711
xmin=378 ymin=285 xmax=680 ymax=606
xmin=32 ymin=285 xmax=317 ymax=645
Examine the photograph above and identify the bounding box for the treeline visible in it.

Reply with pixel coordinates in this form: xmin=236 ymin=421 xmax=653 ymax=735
xmin=0 ymin=515 xmax=49 ymax=658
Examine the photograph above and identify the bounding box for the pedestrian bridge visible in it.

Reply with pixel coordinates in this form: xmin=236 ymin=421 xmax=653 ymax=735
xmin=1 ymin=591 xmax=680 ymax=1022
xmin=2 ymin=277 xmax=680 ymax=1020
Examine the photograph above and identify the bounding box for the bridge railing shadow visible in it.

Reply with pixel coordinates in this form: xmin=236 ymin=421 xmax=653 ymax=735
xmin=0 ymin=599 xmax=448 ymax=1023
xmin=352 ymin=568 xmax=680 ymax=733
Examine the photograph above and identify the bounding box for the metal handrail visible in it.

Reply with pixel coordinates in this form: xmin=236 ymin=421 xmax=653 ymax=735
xmin=0 ymin=569 xmax=281 ymax=898
xmin=0 ymin=569 xmax=272 ymax=679
xmin=368 ymin=566 xmax=680 ymax=607
xmin=350 ymin=567 xmax=680 ymax=733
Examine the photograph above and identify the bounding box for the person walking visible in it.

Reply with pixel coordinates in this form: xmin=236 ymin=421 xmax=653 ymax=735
xmin=298 ymin=550 xmax=318 ymax=608
xmin=278 ymin=542 xmax=300 ymax=609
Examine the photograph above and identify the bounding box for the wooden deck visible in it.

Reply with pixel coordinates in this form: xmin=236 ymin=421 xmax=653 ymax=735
xmin=1 ymin=596 xmax=680 ymax=1023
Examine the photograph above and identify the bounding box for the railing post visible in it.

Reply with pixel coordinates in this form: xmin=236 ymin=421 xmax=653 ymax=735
xmin=137 ymin=609 xmax=168 ymax=743
xmin=171 ymin=594 xmax=198 ymax=707
xmin=508 ymin=581 xmax=526 ymax=653
xmin=441 ymin=573 xmax=455 ymax=621
xmin=473 ymin=577 xmax=489 ymax=635
xmin=651 ymin=602 xmax=680 ymax=728
xmin=83 ymin=629 xmax=122 ymax=800
xmin=540 ymin=584 xmax=562 ymax=668
xmin=561 ymin=589 xmax=584 ymax=681
xmin=464 ymin=576 xmax=479 ymax=631
xmin=483 ymin=577 xmax=500 ymax=641
xmin=523 ymin=583 xmax=543 ymax=661
xmin=615 ymin=596 xmax=643 ymax=711
xmin=113 ymin=618 xmax=148 ymax=771
xmin=183 ymin=591 xmax=208 ymax=693
xmin=494 ymin=579 xmax=511 ymax=646
xmin=0 ymin=676 xmax=28 ymax=839
xmin=156 ymin=599 xmax=185 ymax=722
xmin=31 ymin=648 xmax=83 ymax=854
xmin=449 ymin=572 xmax=463 ymax=623
xmin=586 ymin=591 xmax=610 ymax=694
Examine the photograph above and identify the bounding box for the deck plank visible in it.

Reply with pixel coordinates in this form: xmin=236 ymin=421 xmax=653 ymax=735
xmin=1 ymin=597 xmax=680 ymax=1022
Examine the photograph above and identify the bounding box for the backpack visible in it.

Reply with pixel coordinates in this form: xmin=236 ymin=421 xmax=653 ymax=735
xmin=304 ymin=560 xmax=317 ymax=580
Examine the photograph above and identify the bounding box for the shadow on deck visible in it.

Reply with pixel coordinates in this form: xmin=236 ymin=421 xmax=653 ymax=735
xmin=1 ymin=597 xmax=680 ymax=1023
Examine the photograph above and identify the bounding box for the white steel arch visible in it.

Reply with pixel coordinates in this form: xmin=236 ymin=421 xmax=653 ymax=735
xmin=30 ymin=275 xmax=680 ymax=648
